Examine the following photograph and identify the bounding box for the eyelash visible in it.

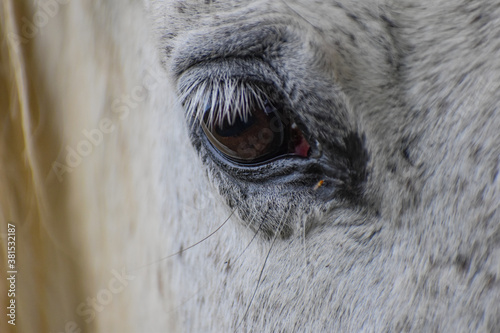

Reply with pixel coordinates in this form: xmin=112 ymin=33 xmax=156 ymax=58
xmin=179 ymin=78 xmax=267 ymax=130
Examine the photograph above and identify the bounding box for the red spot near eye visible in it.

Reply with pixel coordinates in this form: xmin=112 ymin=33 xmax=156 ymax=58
xmin=294 ymin=135 xmax=311 ymax=157
xmin=290 ymin=123 xmax=310 ymax=157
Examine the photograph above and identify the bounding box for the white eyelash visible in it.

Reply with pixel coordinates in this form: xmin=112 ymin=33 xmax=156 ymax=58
xmin=178 ymin=78 xmax=267 ymax=129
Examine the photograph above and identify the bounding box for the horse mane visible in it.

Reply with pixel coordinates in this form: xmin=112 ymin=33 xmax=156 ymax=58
xmin=1 ymin=1 xmax=174 ymax=331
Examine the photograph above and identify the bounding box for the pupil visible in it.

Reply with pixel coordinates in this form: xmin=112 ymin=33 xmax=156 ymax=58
xmin=200 ymin=101 xmax=300 ymax=164
xmin=215 ymin=114 xmax=256 ymax=137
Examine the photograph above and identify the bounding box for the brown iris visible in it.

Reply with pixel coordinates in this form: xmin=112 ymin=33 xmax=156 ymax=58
xmin=201 ymin=103 xmax=310 ymax=164
xmin=201 ymin=103 xmax=285 ymax=163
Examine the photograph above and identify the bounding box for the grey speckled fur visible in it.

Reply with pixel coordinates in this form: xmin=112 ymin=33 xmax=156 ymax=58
xmin=148 ymin=0 xmax=500 ymax=331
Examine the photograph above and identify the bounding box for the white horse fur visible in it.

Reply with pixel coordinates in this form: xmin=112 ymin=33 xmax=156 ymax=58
xmin=1 ymin=0 xmax=499 ymax=332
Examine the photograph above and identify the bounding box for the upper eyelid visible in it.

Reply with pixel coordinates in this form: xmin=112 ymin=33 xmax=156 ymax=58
xmin=170 ymin=21 xmax=290 ymax=78
xmin=176 ymin=58 xmax=285 ymax=129
xmin=171 ymin=20 xmax=302 ymax=132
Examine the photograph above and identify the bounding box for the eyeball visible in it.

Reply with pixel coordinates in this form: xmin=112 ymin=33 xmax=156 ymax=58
xmin=201 ymin=102 xmax=311 ymax=165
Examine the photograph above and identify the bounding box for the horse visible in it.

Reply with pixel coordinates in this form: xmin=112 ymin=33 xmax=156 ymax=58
xmin=1 ymin=0 xmax=499 ymax=331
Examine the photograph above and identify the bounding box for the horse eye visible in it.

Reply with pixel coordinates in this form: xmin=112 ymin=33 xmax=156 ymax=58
xmin=201 ymin=102 xmax=311 ymax=164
